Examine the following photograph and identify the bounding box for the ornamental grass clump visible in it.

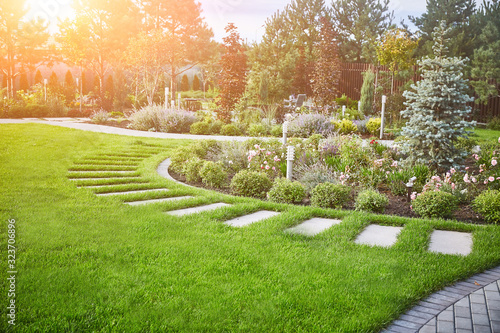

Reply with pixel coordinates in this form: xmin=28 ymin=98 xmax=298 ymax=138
xmin=311 ymin=183 xmax=351 ymax=209
xmin=268 ymin=178 xmax=306 ymax=204
xmin=411 ymin=190 xmax=458 ymax=219
xmin=129 ymin=105 xmax=196 ymax=133
xmin=230 ymin=170 xmax=272 ymax=199
xmin=287 ymin=113 xmax=335 ymax=138
xmin=355 ymin=189 xmax=389 ymax=213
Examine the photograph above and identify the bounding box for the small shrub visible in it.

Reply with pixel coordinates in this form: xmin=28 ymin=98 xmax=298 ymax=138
xmin=169 ymin=146 xmax=199 ymax=174
xmin=220 ymin=123 xmax=242 ymax=136
xmin=412 ymin=191 xmax=458 ymax=219
xmin=270 ymin=125 xmax=283 ymax=137
xmin=287 ymin=113 xmax=335 ymax=138
xmin=230 ymin=170 xmax=272 ymax=199
xmin=355 ymin=189 xmax=389 ymax=213
xmin=182 ymin=157 xmax=205 ymax=182
xmin=90 ymin=109 xmax=110 ymax=124
xmin=248 ymin=123 xmax=270 ymax=137
xmin=333 ymin=119 xmax=357 ymax=134
xmin=310 ymin=183 xmax=351 ymax=209
xmin=387 ymin=170 xmax=412 ymax=196
xmin=129 ymin=105 xmax=196 ymax=133
xmin=109 ymin=111 xmax=124 ymax=118
xmin=268 ymin=178 xmax=306 ymax=204
xmin=472 ymin=190 xmax=500 ymax=224
xmin=190 ymin=121 xmax=211 ymax=135
xmin=366 ymin=118 xmax=381 ymax=135
xmin=487 ymin=117 xmax=500 ymax=131
xmin=209 ymin=120 xmax=224 ymax=134
xmin=296 ymin=162 xmax=339 ymax=193
xmin=199 ymin=161 xmax=227 ymax=188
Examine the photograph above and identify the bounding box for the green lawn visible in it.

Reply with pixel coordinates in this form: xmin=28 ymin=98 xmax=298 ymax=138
xmin=1 ymin=123 xmax=500 ymax=332
xmin=474 ymin=128 xmax=500 ymax=143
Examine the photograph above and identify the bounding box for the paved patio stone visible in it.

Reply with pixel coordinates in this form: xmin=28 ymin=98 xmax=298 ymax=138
xmin=354 ymin=224 xmax=402 ymax=247
xmin=96 ymin=189 xmax=170 ymax=196
xmin=428 ymin=230 xmax=473 ymax=256
xmin=285 ymin=218 xmax=341 ymax=236
xmin=224 ymin=211 xmax=280 ymax=228
xmin=126 ymin=196 xmax=193 ymax=206
xmin=166 ymin=203 xmax=230 ymax=216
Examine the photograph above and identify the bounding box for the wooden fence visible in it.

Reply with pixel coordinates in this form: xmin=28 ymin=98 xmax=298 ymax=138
xmin=338 ymin=62 xmax=500 ymax=122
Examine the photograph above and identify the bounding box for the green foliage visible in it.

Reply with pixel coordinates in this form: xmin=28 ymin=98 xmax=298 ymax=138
xmin=181 ymin=74 xmax=190 ymax=91
xmin=248 ymin=123 xmax=271 ymax=137
xmin=230 ymin=170 xmax=272 ymax=199
xmin=333 ymin=119 xmax=358 ymax=134
xmin=412 ymin=191 xmax=458 ymax=218
xmin=310 ymin=182 xmax=351 ymax=209
xmin=355 ymin=189 xmax=389 ymax=213
xmin=288 ymin=113 xmax=335 ymax=137
xmin=376 ymin=28 xmax=418 ymax=73
xmin=366 ymin=118 xmax=381 ymax=135
xmin=169 ymin=140 xmax=220 ymax=173
xmin=193 ymin=75 xmax=201 ymax=91
xmin=296 ymin=162 xmax=339 ymax=193
xmin=359 ymin=68 xmax=375 ymax=116
xmin=268 ymin=178 xmax=306 ymax=204
xmin=400 ymin=22 xmax=476 ymax=172
xmin=311 ymin=17 xmax=341 ymax=111
xmin=129 ymin=105 xmax=196 ymax=133
xmin=487 ymin=117 xmax=500 ymax=131
xmin=182 ymin=157 xmax=205 ymax=182
xmin=190 ymin=121 xmax=211 ymax=135
xmin=387 ymin=169 xmax=412 ymax=196
xmin=199 ymin=161 xmax=227 ymax=188
xmin=270 ymin=125 xmax=283 ymax=137
xmin=335 ymin=94 xmax=359 ymax=109
xmin=473 ymin=190 xmax=500 ymax=224
xmin=216 ymin=24 xmax=248 ymax=123
xmin=6 ymin=104 xmax=52 ymax=118
xmin=220 ymin=123 xmax=243 ymax=136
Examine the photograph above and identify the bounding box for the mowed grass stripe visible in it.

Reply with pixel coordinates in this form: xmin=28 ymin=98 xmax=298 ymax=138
xmin=69 ymin=165 xmax=138 ymax=171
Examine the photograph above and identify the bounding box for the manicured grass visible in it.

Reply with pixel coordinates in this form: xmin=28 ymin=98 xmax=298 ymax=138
xmin=474 ymin=128 xmax=500 ymax=143
xmin=1 ymin=123 xmax=500 ymax=332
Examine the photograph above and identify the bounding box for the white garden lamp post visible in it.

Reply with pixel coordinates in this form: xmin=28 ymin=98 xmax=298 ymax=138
xmin=282 ymin=121 xmax=288 ymax=145
xmin=165 ymin=87 xmax=169 ymax=108
xmin=342 ymin=105 xmax=346 ymax=117
xmin=178 ymin=93 xmax=181 ymax=109
xmin=44 ymin=78 xmax=48 ymax=103
xmin=76 ymin=77 xmax=82 ymax=114
xmin=286 ymin=145 xmax=295 ymax=180
xmin=380 ymin=95 xmax=387 ymax=139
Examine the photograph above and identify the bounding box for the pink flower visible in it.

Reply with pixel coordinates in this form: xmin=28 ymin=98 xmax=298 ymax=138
xmin=410 ymin=192 xmax=417 ymax=200
xmin=264 ymin=161 xmax=267 ymax=164
xmin=274 ymin=156 xmax=281 ymax=162
xmin=248 ymin=156 xmax=252 ymax=162
xmin=463 ymin=174 xmax=470 ymax=183
xmin=489 ymin=176 xmax=495 ymax=182
xmin=391 ymin=161 xmax=398 ymax=168
xmin=484 ymin=180 xmax=489 ymax=184
xmin=266 ymin=151 xmax=272 ymax=156
xmin=471 ymin=176 xmax=477 ymax=183
xmin=261 ymin=165 xmax=264 ymax=169
xmin=498 ymin=137 xmax=500 ymax=144
xmin=265 ymin=165 xmax=270 ymax=170
xmin=272 ymin=167 xmax=276 ymax=171
xmin=451 ymin=183 xmax=456 ymax=190
xmin=465 ymin=167 xmax=470 ymax=170
xmin=492 ymin=159 xmax=497 ymax=166
xmin=473 ymin=154 xmax=479 ymax=161
xmin=450 ymin=168 xmax=456 ymax=174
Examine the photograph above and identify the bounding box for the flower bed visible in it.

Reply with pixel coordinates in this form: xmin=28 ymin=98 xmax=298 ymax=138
xmin=168 ymin=135 xmax=500 ymax=224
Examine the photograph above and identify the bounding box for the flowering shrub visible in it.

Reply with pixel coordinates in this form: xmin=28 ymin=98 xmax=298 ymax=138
xmin=246 ymin=143 xmax=284 ymax=179
xmin=287 ymin=113 xmax=335 ymax=138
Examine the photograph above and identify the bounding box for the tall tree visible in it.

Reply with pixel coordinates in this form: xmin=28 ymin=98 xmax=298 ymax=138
xmin=311 ymin=17 xmax=341 ymax=112
xmin=181 ymin=74 xmax=190 ymax=91
xmin=139 ymin=0 xmax=213 ymax=99
xmin=34 ymin=70 xmax=43 ymax=85
xmin=20 ymin=72 xmax=29 ymax=91
xmin=216 ymin=23 xmax=248 ymax=123
xmin=0 ymin=1 xmax=48 ymax=98
xmin=58 ymin=0 xmax=141 ymax=106
xmin=400 ymin=22 xmax=475 ymax=172
xmin=192 ymin=75 xmax=201 ymax=91
xmin=64 ymin=70 xmax=76 ymax=105
xmin=410 ymin=0 xmax=477 ymax=58
xmin=331 ymin=0 xmax=394 ymax=63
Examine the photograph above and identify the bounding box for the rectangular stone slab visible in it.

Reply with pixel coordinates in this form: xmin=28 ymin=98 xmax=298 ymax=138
xmin=166 ymin=203 xmax=231 ymax=216
xmin=224 ymin=210 xmax=280 ymax=228
xmin=355 ymin=224 xmax=403 ymax=247
xmin=126 ymin=196 xmax=193 ymax=206
xmin=428 ymin=230 xmax=473 ymax=256
xmin=285 ymin=218 xmax=341 ymax=236
xmin=96 ymin=189 xmax=170 ymax=196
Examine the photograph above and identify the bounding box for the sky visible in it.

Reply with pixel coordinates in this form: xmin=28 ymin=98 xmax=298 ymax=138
xmin=25 ymin=0 xmax=428 ymax=42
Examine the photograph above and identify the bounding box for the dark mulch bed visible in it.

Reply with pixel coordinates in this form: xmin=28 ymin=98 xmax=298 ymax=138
xmin=168 ymin=170 xmax=486 ymax=225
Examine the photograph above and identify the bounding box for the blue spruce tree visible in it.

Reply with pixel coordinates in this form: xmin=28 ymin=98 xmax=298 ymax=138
xmin=400 ymin=21 xmax=475 ymax=172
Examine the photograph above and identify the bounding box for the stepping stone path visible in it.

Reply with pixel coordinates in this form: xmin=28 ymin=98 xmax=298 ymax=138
xmin=285 ymin=218 xmax=342 ymax=236
xmin=355 ymin=225 xmax=403 ymax=247
xmin=166 ymin=203 xmax=230 ymax=216
xmin=224 ymin=210 xmax=280 ymax=228
xmin=429 ymin=230 xmax=473 ymax=256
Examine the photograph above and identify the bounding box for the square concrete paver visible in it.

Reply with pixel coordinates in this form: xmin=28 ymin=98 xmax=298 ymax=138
xmin=224 ymin=211 xmax=280 ymax=228
xmin=354 ymin=224 xmax=403 ymax=247
xmin=166 ymin=203 xmax=231 ymax=216
xmin=285 ymin=218 xmax=341 ymax=236
xmin=428 ymin=230 xmax=473 ymax=256
xmin=126 ymin=196 xmax=193 ymax=206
